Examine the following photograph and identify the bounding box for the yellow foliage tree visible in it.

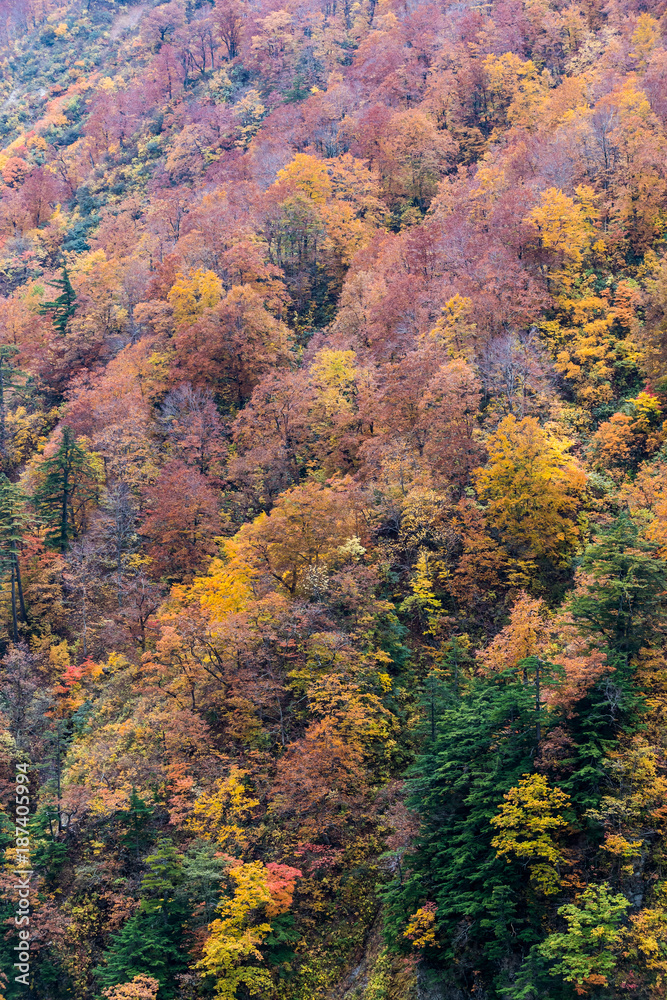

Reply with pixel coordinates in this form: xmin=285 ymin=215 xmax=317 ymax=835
xmin=626 ymin=884 xmax=667 ymax=997
xmin=403 ymin=902 xmax=438 ymax=949
xmin=426 ymin=294 xmax=477 ymax=357
xmin=525 ymin=186 xmax=597 ymax=289
xmin=645 ymin=480 xmax=667 ymax=559
xmin=483 ymin=52 xmax=549 ymax=132
xmin=491 ymin=773 xmax=571 ymax=895
xmin=198 ymin=860 xmax=300 ymax=999
xmin=225 ymin=480 xmax=360 ymax=597
xmin=310 ymin=348 xmax=359 ymax=422
xmin=167 ymin=268 xmax=224 ymax=326
xmin=399 ymin=550 xmax=444 ymax=636
xmin=475 ymin=416 xmax=586 ymax=581
xmin=541 ymin=289 xmax=642 ymax=411
xmin=276 ymin=152 xmax=332 ymax=205
xmin=233 ymin=89 xmax=266 ymax=148
xmin=271 ymin=152 xmax=384 ymax=271
xmin=187 ymin=767 xmax=259 ymax=851
xmin=631 ymin=13 xmax=660 ymax=71
xmin=191 ymin=555 xmax=258 ymax=621
xmin=198 ymin=862 xmax=273 ymax=999
xmin=587 ymin=738 xmax=667 ymax=875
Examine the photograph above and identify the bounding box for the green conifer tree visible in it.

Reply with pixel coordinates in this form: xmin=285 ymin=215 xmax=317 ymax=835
xmin=96 ymin=840 xmax=189 ymax=998
xmin=382 ymin=676 xmax=549 ymax=992
xmin=32 ymin=427 xmax=102 ymax=553
xmin=0 ymin=345 xmax=24 ymax=461
xmin=0 ymin=474 xmax=29 ymax=639
xmin=39 ymin=266 xmax=77 ymax=338
xmin=571 ymin=513 xmax=667 ymax=658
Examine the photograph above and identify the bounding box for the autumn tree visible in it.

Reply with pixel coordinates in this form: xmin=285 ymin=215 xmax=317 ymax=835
xmin=260 ymin=152 xmax=383 ymax=325
xmin=63 ymin=538 xmax=101 ymax=659
xmin=524 ymin=186 xmax=597 ymax=290
xmin=587 ymin=737 xmax=667 ymax=882
xmin=131 ymin=567 xmax=168 ymax=642
xmin=167 ymin=267 xmax=223 ymax=326
xmin=172 ymin=284 xmax=290 ymax=407
xmin=198 ymin=861 xmax=301 ymax=1000
xmin=268 ymin=671 xmax=395 ymax=838
xmin=480 ymin=592 xmax=548 ymax=675
xmin=482 ymin=53 xmax=547 ymax=133
xmin=213 ymin=0 xmax=244 ymax=60
xmin=186 ymin=767 xmax=258 ymax=852
xmin=448 ymin=499 xmax=507 ymax=609
xmin=103 ymin=977 xmax=160 ymax=1000
xmin=224 ymin=480 xmax=361 ymax=597
xmin=141 ymin=461 xmax=221 ymax=582
xmin=491 ymin=773 xmax=571 ymax=896
xmin=382 ymin=109 xmax=455 ymax=211
xmin=306 ymin=347 xmax=377 ymax=475
xmin=160 ymin=384 xmax=227 ymax=477
xmin=228 ymin=370 xmax=313 ymax=504
xmin=626 ymin=883 xmax=667 ymax=996
xmin=475 ymin=416 xmax=586 ymax=586
xmin=376 ymin=352 xmax=482 ymax=484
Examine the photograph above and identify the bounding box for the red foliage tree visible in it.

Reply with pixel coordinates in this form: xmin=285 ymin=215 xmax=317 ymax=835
xmin=141 ymin=461 xmax=221 ymax=582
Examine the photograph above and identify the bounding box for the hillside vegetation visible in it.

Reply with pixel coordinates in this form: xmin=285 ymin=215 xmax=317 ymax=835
xmin=0 ymin=0 xmax=665 ymax=998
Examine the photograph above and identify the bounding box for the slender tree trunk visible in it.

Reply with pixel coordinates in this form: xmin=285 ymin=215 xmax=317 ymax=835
xmin=13 ymin=550 xmax=26 ymax=622
xmin=56 ymin=721 xmax=62 ymax=833
xmin=10 ymin=561 xmax=17 ymax=641
xmin=61 ymin=464 xmax=69 ymax=554
xmin=81 ymin=580 xmax=87 ymax=658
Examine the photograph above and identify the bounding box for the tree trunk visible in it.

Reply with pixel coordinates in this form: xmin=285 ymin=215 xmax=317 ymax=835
xmin=10 ymin=561 xmax=17 ymax=641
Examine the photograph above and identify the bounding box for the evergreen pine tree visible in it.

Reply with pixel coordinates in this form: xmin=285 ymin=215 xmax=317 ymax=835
xmin=96 ymin=840 xmax=189 ymax=998
xmin=0 ymin=474 xmax=29 ymax=640
xmin=39 ymin=266 xmax=77 ymax=338
xmin=0 ymin=345 xmax=24 ymax=460
xmin=32 ymin=427 xmax=101 ymax=553
xmin=570 ymin=513 xmax=667 ymax=658
xmin=117 ymin=788 xmax=154 ymax=858
xmin=95 ymin=910 xmax=186 ymax=999
xmin=382 ymin=676 xmax=549 ymax=991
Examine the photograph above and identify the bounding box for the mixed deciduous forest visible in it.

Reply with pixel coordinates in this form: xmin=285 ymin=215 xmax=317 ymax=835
xmin=0 ymin=0 xmax=666 ymax=998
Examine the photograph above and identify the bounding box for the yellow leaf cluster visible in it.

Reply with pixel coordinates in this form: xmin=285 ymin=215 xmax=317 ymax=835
xmin=475 ymin=415 xmax=586 ymax=574
xmin=187 ymin=768 xmax=259 ymax=851
xmin=491 ymin=773 xmax=570 ymax=895
xmin=167 ymin=268 xmax=223 ymax=326
xmin=403 ymin=904 xmax=438 ymax=949
xmin=197 ymin=862 xmax=276 ymax=1000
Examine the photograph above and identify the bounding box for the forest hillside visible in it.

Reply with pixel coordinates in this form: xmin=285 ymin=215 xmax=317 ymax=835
xmin=0 ymin=0 xmax=664 ymax=998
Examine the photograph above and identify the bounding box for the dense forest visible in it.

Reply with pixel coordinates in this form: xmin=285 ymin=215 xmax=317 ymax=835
xmin=0 ymin=0 xmax=665 ymax=998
